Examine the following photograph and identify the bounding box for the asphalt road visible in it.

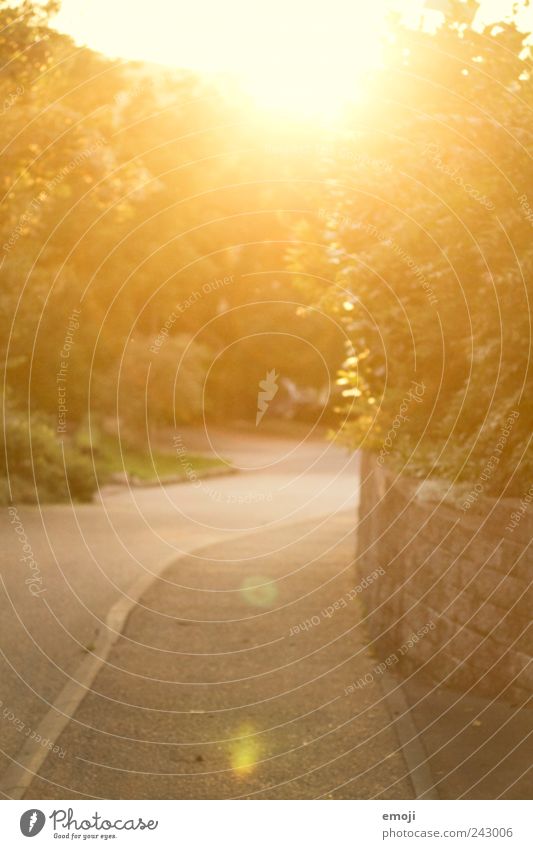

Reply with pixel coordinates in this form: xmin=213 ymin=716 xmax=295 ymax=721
xmin=1 ymin=427 xmax=367 ymax=797
xmin=2 ymin=427 xmax=528 ymax=800
xmin=25 ymin=513 xmax=413 ymax=799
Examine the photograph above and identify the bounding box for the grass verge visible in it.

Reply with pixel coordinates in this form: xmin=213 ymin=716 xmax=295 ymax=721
xmin=94 ymin=435 xmax=229 ymax=483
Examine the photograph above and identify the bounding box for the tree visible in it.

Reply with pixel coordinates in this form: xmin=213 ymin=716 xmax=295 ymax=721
xmin=288 ymin=6 xmax=533 ymax=494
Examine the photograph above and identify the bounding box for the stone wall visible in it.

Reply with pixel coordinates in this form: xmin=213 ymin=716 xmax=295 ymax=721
xmin=356 ymin=453 xmax=532 ymax=704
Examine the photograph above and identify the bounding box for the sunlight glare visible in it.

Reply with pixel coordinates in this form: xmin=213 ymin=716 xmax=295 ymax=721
xmin=229 ymin=723 xmax=262 ymax=778
xmin=54 ymin=0 xmax=390 ymax=119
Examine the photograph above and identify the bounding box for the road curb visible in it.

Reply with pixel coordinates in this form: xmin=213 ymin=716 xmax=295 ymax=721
xmin=104 ymin=464 xmax=238 ymax=490
xmin=1 ymin=514 xmax=351 ymax=799
xmin=379 ymin=670 xmax=440 ymax=799
xmin=0 ymin=550 xmax=183 ymax=799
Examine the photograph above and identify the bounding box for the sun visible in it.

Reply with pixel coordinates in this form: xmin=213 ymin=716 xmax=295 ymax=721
xmin=221 ymin=1 xmax=388 ymax=120
xmin=237 ymin=12 xmax=385 ymax=121
xmin=53 ymin=0 xmax=390 ymax=120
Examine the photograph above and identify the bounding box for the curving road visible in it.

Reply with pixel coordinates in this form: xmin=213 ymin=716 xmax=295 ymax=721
xmin=0 ymin=427 xmax=417 ymax=799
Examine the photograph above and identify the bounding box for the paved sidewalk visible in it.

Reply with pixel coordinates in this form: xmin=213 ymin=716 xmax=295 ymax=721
xmin=400 ymin=675 xmax=532 ymax=799
xmin=0 ymin=433 xmax=358 ymax=789
xmin=25 ymin=514 xmax=414 ymax=799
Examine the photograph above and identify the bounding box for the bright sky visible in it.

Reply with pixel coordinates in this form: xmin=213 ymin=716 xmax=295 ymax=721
xmin=53 ymin=0 xmax=527 ymax=70
xmin=52 ymin=0 xmax=530 ymax=117
xmin=54 ymin=0 xmax=391 ymax=72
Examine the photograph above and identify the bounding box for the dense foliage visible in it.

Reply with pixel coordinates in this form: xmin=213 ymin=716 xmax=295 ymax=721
xmin=289 ymin=7 xmax=533 ymax=495
xmin=0 ymin=1 xmax=334 ymax=501
xmin=1 ymin=0 xmax=532 ymax=501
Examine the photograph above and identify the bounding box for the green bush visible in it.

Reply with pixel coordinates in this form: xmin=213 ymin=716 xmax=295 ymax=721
xmin=0 ymin=412 xmax=96 ymax=504
xmin=115 ymin=334 xmax=212 ymax=434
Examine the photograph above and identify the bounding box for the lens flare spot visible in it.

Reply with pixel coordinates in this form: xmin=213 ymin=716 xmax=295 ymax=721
xmin=240 ymin=576 xmax=278 ymax=608
xmin=229 ymin=723 xmax=262 ymax=778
